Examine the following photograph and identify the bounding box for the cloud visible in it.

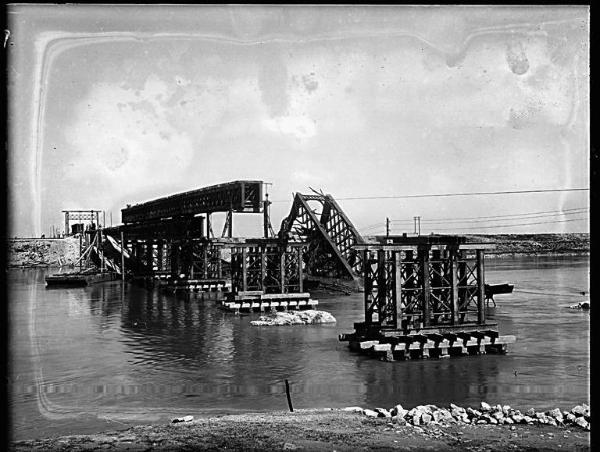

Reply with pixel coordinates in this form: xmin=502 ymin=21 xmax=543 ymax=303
xmin=263 ymin=115 xmax=316 ymax=140
xmin=64 ymin=77 xmax=194 ymax=192
xmin=506 ymin=40 xmax=530 ymax=75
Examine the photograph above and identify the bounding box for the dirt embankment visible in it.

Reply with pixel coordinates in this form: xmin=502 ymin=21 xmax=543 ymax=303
xmin=9 ymin=409 xmax=590 ymax=452
xmin=7 ymin=237 xmax=81 ymax=268
xmin=465 ymin=233 xmax=589 ymax=257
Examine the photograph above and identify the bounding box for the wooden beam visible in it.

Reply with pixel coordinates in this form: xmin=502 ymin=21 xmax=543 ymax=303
xmin=450 ymin=248 xmax=459 ymax=325
xmin=203 ymin=245 xmax=208 ymax=279
xmin=477 ymin=249 xmax=486 ymax=324
xmin=120 ymin=231 xmax=125 ymax=281
xmin=363 ymin=249 xmax=371 ymax=324
xmin=377 ymin=249 xmax=387 ymax=324
xmin=297 ymin=246 xmax=303 ymax=292
xmin=216 ymin=247 xmax=223 ymax=279
xmin=420 ymin=247 xmax=431 ymax=327
xmin=394 ymin=251 xmax=403 ymax=330
xmin=280 ymin=251 xmax=286 ymax=294
xmin=241 ymin=247 xmax=248 ymax=292
xmin=260 ymin=246 xmax=266 ymax=292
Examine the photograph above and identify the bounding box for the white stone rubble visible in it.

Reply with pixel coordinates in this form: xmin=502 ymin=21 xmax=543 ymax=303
xmin=351 ymin=402 xmax=590 ymax=431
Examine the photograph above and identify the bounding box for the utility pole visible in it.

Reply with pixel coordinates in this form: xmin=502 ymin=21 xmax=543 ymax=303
xmin=386 ymin=217 xmax=390 ymax=237
xmin=263 ymin=182 xmax=274 ymax=238
xmin=414 ymin=216 xmax=421 ymax=236
xmin=263 ymin=193 xmax=273 ymax=238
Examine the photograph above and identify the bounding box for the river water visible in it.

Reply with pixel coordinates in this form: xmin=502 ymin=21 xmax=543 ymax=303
xmin=8 ymin=256 xmax=590 ymax=441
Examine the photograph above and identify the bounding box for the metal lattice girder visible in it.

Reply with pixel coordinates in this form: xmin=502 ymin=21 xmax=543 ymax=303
xmin=104 ymin=216 xmax=205 ymax=241
xmin=279 ymin=193 xmax=364 ymax=280
xmin=122 ymin=180 xmax=263 ymax=224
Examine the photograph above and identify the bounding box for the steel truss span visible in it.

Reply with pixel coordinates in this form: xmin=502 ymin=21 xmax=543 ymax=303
xmin=278 ymin=193 xmax=364 ymax=281
xmin=122 ymin=180 xmax=264 ymax=224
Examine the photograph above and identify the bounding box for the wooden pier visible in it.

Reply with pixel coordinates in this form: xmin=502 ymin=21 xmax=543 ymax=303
xmin=218 ymin=291 xmax=318 ymax=313
xmin=339 ymin=235 xmax=516 ymax=361
xmin=340 ymin=326 xmax=516 ymax=361
xmin=163 ymin=278 xmax=230 ymax=293
xmin=216 ymin=239 xmax=317 ymax=313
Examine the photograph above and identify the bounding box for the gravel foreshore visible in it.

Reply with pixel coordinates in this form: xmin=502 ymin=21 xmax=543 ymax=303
xmin=9 ymin=403 xmax=590 ymax=451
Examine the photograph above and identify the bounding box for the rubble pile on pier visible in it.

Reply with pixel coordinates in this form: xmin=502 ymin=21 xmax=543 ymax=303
xmin=250 ymin=310 xmax=336 ymax=326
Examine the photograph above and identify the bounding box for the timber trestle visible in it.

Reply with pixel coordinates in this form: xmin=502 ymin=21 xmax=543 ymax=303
xmin=339 ymin=235 xmax=516 ymax=361
xmin=99 ymin=180 xmax=319 ymax=309
xmin=101 ymin=180 xmax=269 ymax=294
xmin=219 ymin=239 xmax=319 ymax=313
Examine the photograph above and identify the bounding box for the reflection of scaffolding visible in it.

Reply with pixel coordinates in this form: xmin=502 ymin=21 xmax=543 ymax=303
xmin=279 ymin=192 xmax=364 ymax=282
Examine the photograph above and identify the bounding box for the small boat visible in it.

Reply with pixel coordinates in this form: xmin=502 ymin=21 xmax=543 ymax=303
xmin=484 ymin=283 xmax=514 ymax=306
xmin=45 ymin=269 xmax=118 ymax=287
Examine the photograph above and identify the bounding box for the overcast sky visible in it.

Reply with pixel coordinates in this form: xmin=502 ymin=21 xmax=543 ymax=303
xmin=7 ymin=5 xmax=589 ymax=237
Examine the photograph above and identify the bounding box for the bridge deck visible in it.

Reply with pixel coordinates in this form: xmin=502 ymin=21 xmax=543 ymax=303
xmin=122 ymin=180 xmax=263 ymax=224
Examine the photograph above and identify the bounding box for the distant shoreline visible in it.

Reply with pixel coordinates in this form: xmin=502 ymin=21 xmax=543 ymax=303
xmin=6 ymin=233 xmax=590 ymax=268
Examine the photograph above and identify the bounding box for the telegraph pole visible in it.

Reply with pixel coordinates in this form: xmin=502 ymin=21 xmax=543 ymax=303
xmin=263 ymin=193 xmax=271 ymax=238
xmin=386 ymin=217 xmax=390 ymax=237
xmin=414 ymin=216 xmax=421 ymax=236
xmin=263 ymin=182 xmax=274 ymax=238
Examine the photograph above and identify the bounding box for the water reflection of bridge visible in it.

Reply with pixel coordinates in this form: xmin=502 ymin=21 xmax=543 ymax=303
xmin=87 ymin=284 xmax=312 ymax=402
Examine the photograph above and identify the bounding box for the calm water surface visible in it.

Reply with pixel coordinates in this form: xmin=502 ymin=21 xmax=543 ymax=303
xmin=8 ymin=256 xmax=590 ymax=440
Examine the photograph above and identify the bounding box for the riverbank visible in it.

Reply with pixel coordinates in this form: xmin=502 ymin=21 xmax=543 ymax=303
xmin=7 ymin=237 xmax=81 ymax=268
xmin=5 ymin=233 xmax=590 ymax=268
xmin=9 ymin=408 xmax=590 ymax=451
xmin=464 ymin=233 xmax=590 ymax=257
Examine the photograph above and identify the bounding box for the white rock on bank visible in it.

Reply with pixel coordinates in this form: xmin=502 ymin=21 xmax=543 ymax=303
xmin=480 ymin=401 xmax=492 ymax=412
xmin=390 ymin=404 xmax=408 ymax=418
xmin=250 ymin=310 xmax=336 ymax=326
xmin=375 ymin=408 xmax=392 ymax=418
xmin=342 ymin=406 xmax=364 ymax=412
xmin=571 ymin=404 xmax=589 ymax=417
xmin=171 ymin=415 xmax=194 ymax=423
xmin=363 ymin=409 xmax=379 ymax=418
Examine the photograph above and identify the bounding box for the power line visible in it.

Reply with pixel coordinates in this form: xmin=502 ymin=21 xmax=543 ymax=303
xmin=389 ymin=207 xmax=589 ymax=224
xmin=360 ymin=207 xmax=589 ymax=230
xmin=271 ymin=187 xmax=588 ymax=203
xmin=360 ymin=222 xmax=387 ymax=230
xmin=409 ymin=209 xmax=589 ymax=225
xmin=422 ymin=216 xmax=589 ymax=231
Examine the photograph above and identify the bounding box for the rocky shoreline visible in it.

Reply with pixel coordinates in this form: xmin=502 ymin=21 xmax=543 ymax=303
xmin=354 ymin=401 xmax=590 ymax=431
xmin=9 ymin=403 xmax=590 ymax=451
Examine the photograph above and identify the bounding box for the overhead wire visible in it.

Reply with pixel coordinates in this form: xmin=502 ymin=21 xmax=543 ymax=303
xmin=270 ymin=187 xmax=589 ymax=203
xmin=393 ymin=209 xmax=590 ymax=225
xmin=418 ymin=216 xmax=589 ymax=231
xmin=359 ymin=207 xmax=589 ymax=232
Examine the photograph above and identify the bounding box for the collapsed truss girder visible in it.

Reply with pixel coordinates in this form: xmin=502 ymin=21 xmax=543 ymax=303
xmin=279 ymin=193 xmax=364 ymax=280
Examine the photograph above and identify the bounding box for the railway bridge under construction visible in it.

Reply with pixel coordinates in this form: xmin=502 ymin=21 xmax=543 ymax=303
xmin=63 ymin=179 xmax=514 ymax=360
